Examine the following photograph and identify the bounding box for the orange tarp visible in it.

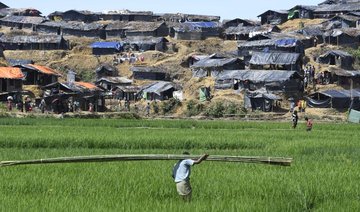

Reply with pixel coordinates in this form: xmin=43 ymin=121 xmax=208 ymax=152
xmin=74 ymin=81 xmax=100 ymax=90
xmin=27 ymin=64 xmax=61 ymax=76
xmin=0 ymin=67 xmax=25 ymax=79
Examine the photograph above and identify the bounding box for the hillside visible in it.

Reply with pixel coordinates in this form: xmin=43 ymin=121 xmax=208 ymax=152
xmin=0 ymin=20 xmax=352 ymax=120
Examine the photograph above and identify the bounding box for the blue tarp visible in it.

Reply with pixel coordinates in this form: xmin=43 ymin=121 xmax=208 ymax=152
xmin=90 ymin=42 xmax=122 ymax=50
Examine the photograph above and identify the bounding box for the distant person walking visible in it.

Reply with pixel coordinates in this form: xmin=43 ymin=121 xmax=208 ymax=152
xmin=305 ymin=117 xmax=313 ymax=131
xmin=40 ymin=98 xmax=46 ymax=113
xmin=172 ymin=152 xmax=209 ymax=202
xmin=6 ymin=96 xmax=13 ymax=111
xmin=292 ymin=110 xmax=299 ymax=129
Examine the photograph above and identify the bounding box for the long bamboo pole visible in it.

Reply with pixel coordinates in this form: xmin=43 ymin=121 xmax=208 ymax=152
xmin=0 ymin=154 xmax=292 ymax=167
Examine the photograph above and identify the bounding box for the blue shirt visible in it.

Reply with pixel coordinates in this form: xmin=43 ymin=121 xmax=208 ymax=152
xmin=174 ymin=159 xmax=194 ymax=183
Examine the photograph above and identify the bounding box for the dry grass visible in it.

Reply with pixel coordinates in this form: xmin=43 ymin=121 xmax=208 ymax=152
xmin=279 ymin=19 xmax=326 ymax=32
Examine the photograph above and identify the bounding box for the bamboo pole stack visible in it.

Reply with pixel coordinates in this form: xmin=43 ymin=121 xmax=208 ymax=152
xmin=0 ymin=154 xmax=293 ymax=167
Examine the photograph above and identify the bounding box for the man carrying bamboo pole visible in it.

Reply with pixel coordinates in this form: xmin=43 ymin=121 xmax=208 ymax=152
xmin=172 ymin=152 xmax=209 ymax=202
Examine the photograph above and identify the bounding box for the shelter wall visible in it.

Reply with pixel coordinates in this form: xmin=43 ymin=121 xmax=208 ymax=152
xmin=0 ymin=78 xmax=22 ymax=92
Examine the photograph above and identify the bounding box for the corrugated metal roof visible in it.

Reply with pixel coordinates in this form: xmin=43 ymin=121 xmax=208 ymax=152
xmin=27 ymin=64 xmax=62 ymax=76
xmin=0 ymin=67 xmax=24 ymax=79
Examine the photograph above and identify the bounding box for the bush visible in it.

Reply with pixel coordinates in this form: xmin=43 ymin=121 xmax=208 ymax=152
xmin=225 ymin=102 xmax=238 ymax=116
xmin=186 ymin=100 xmax=204 ymax=117
xmin=205 ymin=102 xmax=225 ymax=118
xmin=161 ymin=98 xmax=181 ymax=115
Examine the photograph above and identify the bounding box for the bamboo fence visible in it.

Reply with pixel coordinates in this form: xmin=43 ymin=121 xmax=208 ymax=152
xmin=0 ymin=154 xmax=292 ymax=167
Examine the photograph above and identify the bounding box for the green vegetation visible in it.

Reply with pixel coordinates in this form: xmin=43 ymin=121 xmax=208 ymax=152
xmin=0 ymin=118 xmax=360 ymax=211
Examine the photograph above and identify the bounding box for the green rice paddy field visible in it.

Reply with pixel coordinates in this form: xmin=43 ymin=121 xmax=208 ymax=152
xmin=0 ymin=118 xmax=359 ymax=211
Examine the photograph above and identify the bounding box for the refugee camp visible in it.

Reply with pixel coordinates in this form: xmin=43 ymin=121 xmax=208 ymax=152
xmin=0 ymin=0 xmax=360 ymax=211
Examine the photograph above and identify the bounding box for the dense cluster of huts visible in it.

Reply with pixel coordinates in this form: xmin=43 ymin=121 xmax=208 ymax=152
xmin=1 ymin=0 xmax=360 ymax=113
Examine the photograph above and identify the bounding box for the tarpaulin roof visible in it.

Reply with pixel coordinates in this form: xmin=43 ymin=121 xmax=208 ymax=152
xmin=90 ymin=42 xmax=122 ymax=50
xmin=307 ymin=88 xmax=360 ymax=109
xmin=319 ymin=50 xmax=353 ymax=58
xmin=0 ymin=15 xmax=45 ymax=24
xmin=191 ymin=58 xmax=239 ymax=68
xmin=130 ymin=66 xmax=165 ymax=73
xmin=257 ymin=10 xmax=289 ymax=17
xmin=174 ymin=21 xmax=219 ymax=32
xmin=289 ymin=5 xmax=318 ymax=11
xmin=0 ymin=34 xmax=64 ymax=44
xmin=297 ymin=26 xmax=324 ymax=36
xmin=250 ymin=52 xmax=301 ymax=65
xmin=251 ymin=92 xmax=282 ymax=100
xmin=105 ymin=21 xmax=165 ymax=32
xmin=0 ymin=2 xmax=9 ymax=9
xmin=103 ymin=9 xmax=153 ymax=15
xmin=40 ymin=21 xmax=104 ymax=31
xmin=22 ymin=64 xmax=62 ymax=76
xmin=320 ymin=89 xmax=360 ymax=98
xmin=275 ymin=38 xmax=298 ymax=47
xmin=329 ymin=14 xmax=360 ymax=22
xmin=96 ymin=77 xmax=132 ymax=84
xmin=224 ymin=25 xmax=276 ymax=35
xmin=63 ymin=10 xmax=99 ymax=15
xmin=142 ymin=81 xmax=174 ymax=95
xmin=124 ymin=21 xmax=165 ymax=32
xmin=95 ymin=64 xmax=117 ymax=73
xmin=6 ymin=58 xmax=34 ymax=66
xmin=315 ymin=2 xmax=360 ymax=12
xmin=123 ymin=36 xmax=168 ymax=45
xmin=114 ymin=85 xmax=142 ymax=93
xmin=0 ymin=67 xmax=24 ymax=79
xmin=332 ymin=69 xmax=360 ymax=77
xmin=216 ymin=70 xmax=300 ymax=83
xmin=238 ymin=37 xmax=300 ymax=48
